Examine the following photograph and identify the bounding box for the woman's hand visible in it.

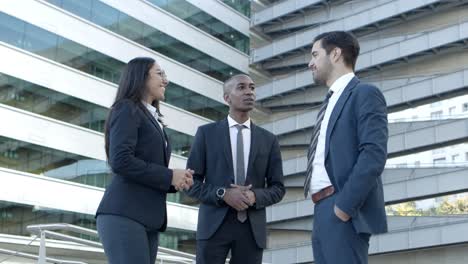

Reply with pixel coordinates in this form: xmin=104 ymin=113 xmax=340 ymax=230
xmin=171 ymin=169 xmax=194 ymax=191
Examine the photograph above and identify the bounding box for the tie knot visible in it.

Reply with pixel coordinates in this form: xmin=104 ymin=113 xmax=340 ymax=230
xmin=235 ymin=124 xmax=245 ymax=132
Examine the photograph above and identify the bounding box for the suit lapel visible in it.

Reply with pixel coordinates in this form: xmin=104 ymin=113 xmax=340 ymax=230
xmin=219 ymin=118 xmax=235 ymax=183
xmin=325 ymin=77 xmax=359 ymax=161
xmin=245 ymin=123 xmax=259 ymax=185
xmin=139 ymin=104 xmax=168 ymax=163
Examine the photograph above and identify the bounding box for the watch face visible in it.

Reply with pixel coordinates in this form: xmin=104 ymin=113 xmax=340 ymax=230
xmin=217 ymin=188 xmax=225 ymax=197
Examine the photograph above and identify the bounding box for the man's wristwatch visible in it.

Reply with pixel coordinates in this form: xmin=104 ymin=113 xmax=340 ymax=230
xmin=216 ymin=187 xmax=226 ymax=200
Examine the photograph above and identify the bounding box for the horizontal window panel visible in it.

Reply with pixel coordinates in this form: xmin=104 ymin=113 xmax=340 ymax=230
xmin=0 ymin=167 xmax=198 ymax=233
xmin=219 ymin=0 xmax=250 ymax=17
xmin=0 ymin=104 xmax=189 ymax=165
xmin=0 ymin=3 xmax=227 ymax=105
xmin=38 ymin=0 xmax=246 ymax=80
xmin=99 ymin=0 xmax=248 ymax=71
xmin=0 ymin=134 xmax=192 ymax=205
xmin=0 ymin=12 xmax=229 ymax=121
xmin=0 ymin=72 xmax=196 ymax=157
xmin=146 ymin=0 xmax=249 ymax=53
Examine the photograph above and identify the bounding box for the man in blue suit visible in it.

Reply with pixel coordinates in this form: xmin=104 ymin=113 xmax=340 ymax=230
xmin=304 ymin=31 xmax=388 ymax=263
xmin=186 ymin=74 xmax=285 ymax=264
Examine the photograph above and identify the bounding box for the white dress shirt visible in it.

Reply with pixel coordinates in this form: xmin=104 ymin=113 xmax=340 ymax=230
xmin=310 ymin=72 xmax=355 ymax=194
xmin=228 ymin=115 xmax=251 ymax=183
xmin=143 ymin=101 xmax=167 ymax=146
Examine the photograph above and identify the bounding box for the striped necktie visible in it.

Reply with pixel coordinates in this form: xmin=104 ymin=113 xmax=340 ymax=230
xmin=303 ymin=90 xmax=334 ymax=198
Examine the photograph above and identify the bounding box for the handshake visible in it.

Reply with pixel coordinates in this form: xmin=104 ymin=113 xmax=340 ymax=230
xmin=171 ymin=169 xmax=194 ymax=191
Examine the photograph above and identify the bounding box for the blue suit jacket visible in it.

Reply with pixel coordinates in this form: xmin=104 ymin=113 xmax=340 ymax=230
xmin=186 ymin=118 xmax=285 ymax=248
xmin=326 ymin=77 xmax=388 ymax=234
xmin=96 ymin=99 xmax=175 ymax=231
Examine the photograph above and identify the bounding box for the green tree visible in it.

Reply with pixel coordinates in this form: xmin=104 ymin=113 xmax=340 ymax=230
xmin=386 ymin=201 xmax=423 ymax=216
xmin=433 ymin=196 xmax=468 ymax=215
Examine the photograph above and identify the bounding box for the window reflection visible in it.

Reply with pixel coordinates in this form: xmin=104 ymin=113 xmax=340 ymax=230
xmin=0 ymin=73 xmax=195 ymax=157
xmin=0 ymin=136 xmax=109 ymax=187
xmin=220 ymin=0 xmax=251 ymax=17
xmin=0 ymin=12 xmax=228 ymax=121
xmin=147 ymin=0 xmax=249 ymax=54
xmin=45 ymin=0 xmax=245 ymax=80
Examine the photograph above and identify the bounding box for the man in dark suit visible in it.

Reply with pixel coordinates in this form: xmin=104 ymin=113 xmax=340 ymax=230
xmin=304 ymin=31 xmax=388 ymax=263
xmin=186 ymin=74 xmax=285 ymax=264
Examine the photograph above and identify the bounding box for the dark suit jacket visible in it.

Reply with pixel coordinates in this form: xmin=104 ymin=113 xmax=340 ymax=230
xmin=186 ymin=118 xmax=285 ymax=248
xmin=96 ymin=99 xmax=175 ymax=231
xmin=326 ymin=77 xmax=388 ymax=234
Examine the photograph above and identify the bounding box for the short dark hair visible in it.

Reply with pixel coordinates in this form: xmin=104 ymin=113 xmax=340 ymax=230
xmin=313 ymin=31 xmax=360 ymax=70
xmin=223 ymin=74 xmax=251 ymax=95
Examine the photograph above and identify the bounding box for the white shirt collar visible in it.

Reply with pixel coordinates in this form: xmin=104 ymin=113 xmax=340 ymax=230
xmin=227 ymin=115 xmax=251 ymax=129
xmin=329 ymin=72 xmax=355 ymax=94
xmin=142 ymin=101 xmax=159 ymax=118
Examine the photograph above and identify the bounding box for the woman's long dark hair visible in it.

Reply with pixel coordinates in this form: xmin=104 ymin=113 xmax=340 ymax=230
xmin=104 ymin=57 xmax=164 ymax=159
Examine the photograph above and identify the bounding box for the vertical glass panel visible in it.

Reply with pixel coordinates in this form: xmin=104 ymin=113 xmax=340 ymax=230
xmin=0 ymin=12 xmax=24 ymax=47
xmin=56 ymin=36 xmax=90 ymax=70
xmin=166 ymin=129 xmax=192 ymax=157
xmin=91 ymin=0 xmax=120 ymax=30
xmin=23 ymin=23 xmax=57 ymax=60
xmin=62 ymin=0 xmax=93 ymax=20
xmin=221 ymin=0 xmax=251 ymax=17
xmin=116 ymin=13 xmax=145 ymax=43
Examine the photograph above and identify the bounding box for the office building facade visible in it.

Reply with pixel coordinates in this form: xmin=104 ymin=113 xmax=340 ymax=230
xmin=0 ymin=0 xmax=249 ymax=261
xmin=250 ymin=0 xmax=468 ymax=263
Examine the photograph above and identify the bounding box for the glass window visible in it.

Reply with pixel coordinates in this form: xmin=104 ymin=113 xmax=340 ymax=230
xmin=0 ymin=13 xmax=24 ymax=47
xmin=23 ymin=23 xmax=58 ymax=59
xmin=91 ymin=0 xmax=120 ymax=31
xmin=116 ymin=13 xmax=145 ymax=42
xmin=166 ymin=129 xmax=192 ymax=157
xmin=147 ymin=0 xmax=249 ymax=54
xmin=62 ymin=0 xmax=93 ymax=20
xmin=0 ymin=201 xmax=96 ymax=238
xmin=0 ymin=73 xmax=107 ymax=132
xmin=45 ymin=0 xmax=245 ymax=80
xmin=0 ymin=136 xmax=110 ymax=187
xmin=0 ymin=12 xmax=228 ymax=120
xmin=0 ymin=73 xmax=194 ymax=157
xmin=221 ymin=0 xmax=251 ymax=17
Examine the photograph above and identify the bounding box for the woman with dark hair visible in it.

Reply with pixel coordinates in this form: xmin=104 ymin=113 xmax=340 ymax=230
xmin=96 ymin=57 xmax=193 ymax=264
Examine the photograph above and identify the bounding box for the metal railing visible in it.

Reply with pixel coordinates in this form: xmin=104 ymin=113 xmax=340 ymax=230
xmin=24 ymin=223 xmax=197 ymax=264
xmin=0 ymin=247 xmax=86 ymax=264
